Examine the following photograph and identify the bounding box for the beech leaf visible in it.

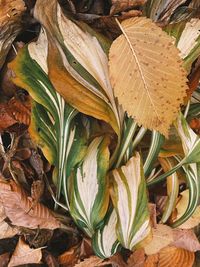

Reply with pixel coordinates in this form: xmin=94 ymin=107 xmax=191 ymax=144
xmin=0 ymin=180 xmax=61 ymax=229
xmin=144 ymin=246 xmax=195 ymax=267
xmin=109 ymin=17 xmax=188 ymax=136
xmin=8 ymin=238 xmax=42 ymax=267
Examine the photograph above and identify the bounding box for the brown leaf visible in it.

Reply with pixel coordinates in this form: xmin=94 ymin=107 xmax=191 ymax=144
xmin=172 ymin=229 xmax=200 ymax=252
xmin=31 ymin=180 xmax=45 ymax=207
xmin=144 ymin=224 xmax=173 ymax=255
xmin=128 ymin=248 xmax=145 ymax=267
xmin=43 ymin=251 xmax=59 ymax=267
xmin=58 ymin=244 xmax=80 ymax=267
xmin=73 ymin=256 xmax=104 ymax=267
xmin=148 ymin=203 xmax=157 ymax=228
xmin=0 ymin=0 xmax=26 ymax=68
xmin=0 ymin=180 xmax=61 ymax=229
xmin=0 ymin=104 xmax=17 ymax=132
xmin=109 ymin=17 xmax=188 ymax=136
xmin=110 ymin=0 xmax=147 ymax=15
xmin=0 ymin=252 xmax=10 ymax=267
xmin=144 ymin=246 xmax=195 ymax=267
xmin=0 ymin=201 xmax=19 ymax=239
xmin=8 ymin=238 xmax=42 ymax=267
xmin=189 ymin=118 xmax=200 ymax=135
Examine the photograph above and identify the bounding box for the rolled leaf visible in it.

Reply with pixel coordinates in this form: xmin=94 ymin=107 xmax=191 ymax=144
xmin=110 ymin=152 xmax=151 ymax=250
xmin=69 ymin=137 xmax=110 ymax=236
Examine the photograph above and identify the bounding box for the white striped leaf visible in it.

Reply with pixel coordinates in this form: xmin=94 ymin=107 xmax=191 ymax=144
xmin=176 ymin=113 xmax=200 ymax=164
xmin=10 ymin=30 xmax=88 ymax=208
xmin=92 ymin=209 xmax=120 ymax=259
xmin=110 ymin=152 xmax=151 ymax=250
xmin=69 ymin=137 xmax=110 ymax=236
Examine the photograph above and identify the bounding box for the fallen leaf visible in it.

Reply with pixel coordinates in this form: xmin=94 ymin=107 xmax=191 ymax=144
xmin=0 ymin=0 xmax=26 ymax=68
xmin=30 ymin=180 xmax=45 ymax=208
xmin=174 ymin=189 xmax=200 ymax=229
xmin=144 ymin=246 xmax=195 ymax=267
xmin=109 ymin=17 xmax=188 ymax=136
xmin=148 ymin=203 xmax=157 ymax=228
xmin=0 ymin=104 xmax=17 ymax=132
xmin=144 ymin=224 xmax=173 ymax=255
xmin=0 ymin=180 xmax=61 ymax=229
xmin=190 ymin=118 xmax=200 ymax=135
xmin=73 ymin=256 xmax=104 ymax=267
xmin=0 ymin=252 xmax=10 ymax=267
xmin=128 ymin=248 xmax=145 ymax=267
xmin=0 ymin=202 xmax=19 ymax=239
xmin=110 ymin=0 xmax=147 ymax=15
xmin=58 ymin=244 xmax=80 ymax=267
xmin=8 ymin=238 xmax=42 ymax=267
xmin=43 ymin=250 xmax=59 ymax=267
xmin=172 ymin=229 xmax=200 ymax=252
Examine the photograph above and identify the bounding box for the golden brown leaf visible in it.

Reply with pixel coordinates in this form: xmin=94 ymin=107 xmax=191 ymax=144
xmin=144 ymin=224 xmax=173 ymax=255
xmin=109 ymin=17 xmax=188 ymax=136
xmin=0 ymin=252 xmax=10 ymax=267
xmin=8 ymin=238 xmax=42 ymax=267
xmin=0 ymin=180 xmax=61 ymax=229
xmin=0 ymin=103 xmax=17 ymax=132
xmin=58 ymin=244 xmax=80 ymax=267
xmin=145 ymin=246 xmax=195 ymax=267
xmin=128 ymin=248 xmax=145 ymax=267
xmin=0 ymin=0 xmax=26 ymax=68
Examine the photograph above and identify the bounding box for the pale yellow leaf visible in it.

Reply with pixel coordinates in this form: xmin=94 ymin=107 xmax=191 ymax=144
xmin=109 ymin=17 xmax=188 ymax=136
xmin=8 ymin=238 xmax=42 ymax=267
xmin=144 ymin=224 xmax=173 ymax=255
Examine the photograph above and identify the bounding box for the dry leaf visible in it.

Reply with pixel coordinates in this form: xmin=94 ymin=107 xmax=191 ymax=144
xmin=172 ymin=229 xmax=200 ymax=252
xmin=73 ymin=256 xmax=104 ymax=267
xmin=0 ymin=0 xmax=26 ymax=68
xmin=128 ymin=248 xmax=145 ymax=267
xmin=190 ymin=118 xmax=200 ymax=135
xmin=30 ymin=180 xmax=45 ymax=209
xmin=58 ymin=244 xmax=80 ymax=267
xmin=0 ymin=202 xmax=19 ymax=239
xmin=110 ymin=0 xmax=147 ymax=15
xmin=0 ymin=252 xmax=10 ymax=267
xmin=144 ymin=246 xmax=195 ymax=267
xmin=144 ymin=224 xmax=173 ymax=255
xmin=0 ymin=180 xmax=61 ymax=229
xmin=8 ymin=238 xmax=42 ymax=267
xmin=175 ymin=190 xmax=200 ymax=229
xmin=0 ymin=103 xmax=17 ymax=132
xmin=109 ymin=17 xmax=188 ymax=136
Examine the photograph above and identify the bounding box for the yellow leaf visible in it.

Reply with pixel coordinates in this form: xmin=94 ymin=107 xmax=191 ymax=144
xmin=109 ymin=17 xmax=188 ymax=136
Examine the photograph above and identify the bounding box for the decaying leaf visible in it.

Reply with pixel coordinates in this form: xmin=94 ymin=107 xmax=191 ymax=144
xmin=109 ymin=17 xmax=188 ymax=136
xmin=0 ymin=0 xmax=26 ymax=68
xmin=58 ymin=244 xmax=80 ymax=267
xmin=175 ymin=189 xmax=200 ymax=229
xmin=8 ymin=238 xmax=42 ymax=267
xmin=127 ymin=248 xmax=145 ymax=267
xmin=110 ymin=0 xmax=147 ymax=15
xmin=73 ymin=256 xmax=104 ymax=267
xmin=0 ymin=204 xmax=19 ymax=239
xmin=172 ymin=228 xmax=200 ymax=252
xmin=144 ymin=246 xmax=195 ymax=267
xmin=0 ymin=103 xmax=17 ymax=132
xmin=0 ymin=252 xmax=10 ymax=267
xmin=0 ymin=180 xmax=61 ymax=229
xmin=144 ymin=224 xmax=173 ymax=255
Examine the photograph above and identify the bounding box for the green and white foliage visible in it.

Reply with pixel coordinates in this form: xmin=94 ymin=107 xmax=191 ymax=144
xmin=110 ymin=152 xmax=151 ymax=250
xmin=92 ymin=209 xmax=120 ymax=259
xmin=69 ymin=137 xmax=110 ymax=237
xmin=11 ymin=29 xmax=88 ymax=207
